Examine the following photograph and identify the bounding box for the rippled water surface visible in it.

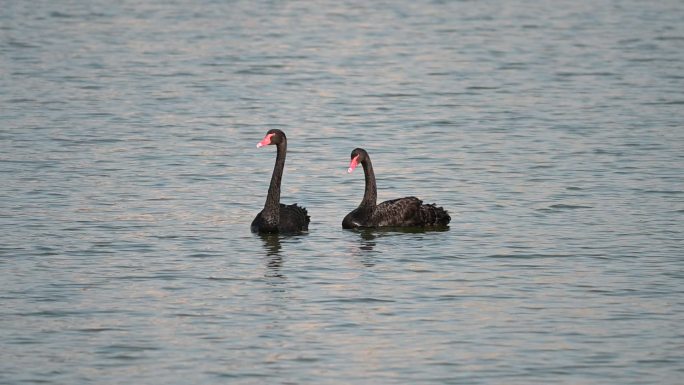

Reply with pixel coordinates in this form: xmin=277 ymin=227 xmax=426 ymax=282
xmin=2 ymin=1 xmax=684 ymax=384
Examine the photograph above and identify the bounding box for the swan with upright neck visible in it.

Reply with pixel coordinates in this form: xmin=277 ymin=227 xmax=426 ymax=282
xmin=251 ymin=129 xmax=309 ymax=234
xmin=343 ymin=148 xmax=450 ymax=229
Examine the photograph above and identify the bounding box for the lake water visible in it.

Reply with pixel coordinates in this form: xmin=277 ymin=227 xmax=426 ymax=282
xmin=1 ymin=0 xmax=683 ymax=384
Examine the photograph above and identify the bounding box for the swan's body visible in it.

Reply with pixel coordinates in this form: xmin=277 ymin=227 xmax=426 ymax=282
xmin=251 ymin=203 xmax=309 ymax=234
xmin=343 ymin=148 xmax=450 ymax=229
xmin=251 ymin=129 xmax=309 ymax=234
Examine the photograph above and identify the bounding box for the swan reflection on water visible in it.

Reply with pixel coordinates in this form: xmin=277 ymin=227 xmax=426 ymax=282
xmin=347 ymin=226 xmax=449 ymax=265
xmin=258 ymin=232 xmax=309 ymax=281
xmin=351 ymin=226 xmax=449 ymax=242
xmin=259 ymin=233 xmax=282 ymax=256
xmin=357 ymin=229 xmax=377 ymax=252
xmin=259 ymin=234 xmax=284 ymax=280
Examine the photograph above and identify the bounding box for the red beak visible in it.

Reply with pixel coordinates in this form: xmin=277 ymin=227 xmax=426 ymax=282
xmin=256 ymin=133 xmax=275 ymax=148
xmin=348 ymin=155 xmax=360 ymax=173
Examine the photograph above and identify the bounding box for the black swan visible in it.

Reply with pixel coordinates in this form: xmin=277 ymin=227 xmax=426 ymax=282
xmin=342 ymin=148 xmax=450 ymax=229
xmin=251 ymin=129 xmax=309 ymax=234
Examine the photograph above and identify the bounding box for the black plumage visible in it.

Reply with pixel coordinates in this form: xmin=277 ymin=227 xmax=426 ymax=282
xmin=342 ymin=148 xmax=450 ymax=229
xmin=251 ymin=129 xmax=310 ymax=234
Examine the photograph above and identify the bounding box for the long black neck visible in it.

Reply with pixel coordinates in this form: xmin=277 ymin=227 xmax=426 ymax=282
xmin=360 ymin=156 xmax=377 ymax=208
xmin=263 ymin=139 xmax=286 ymax=221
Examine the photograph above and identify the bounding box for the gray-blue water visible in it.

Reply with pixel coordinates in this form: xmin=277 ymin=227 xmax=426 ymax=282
xmin=2 ymin=1 xmax=683 ymax=384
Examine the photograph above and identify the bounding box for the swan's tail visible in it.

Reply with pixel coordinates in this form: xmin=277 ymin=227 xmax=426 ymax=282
xmin=420 ymin=203 xmax=451 ymax=226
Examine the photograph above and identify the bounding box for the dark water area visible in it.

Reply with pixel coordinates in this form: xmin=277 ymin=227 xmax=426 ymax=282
xmin=1 ymin=1 xmax=683 ymax=384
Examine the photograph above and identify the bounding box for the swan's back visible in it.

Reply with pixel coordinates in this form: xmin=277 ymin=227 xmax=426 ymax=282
xmin=344 ymin=197 xmax=450 ymax=228
xmin=372 ymin=197 xmax=423 ymax=227
xmin=374 ymin=197 xmax=449 ymax=227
